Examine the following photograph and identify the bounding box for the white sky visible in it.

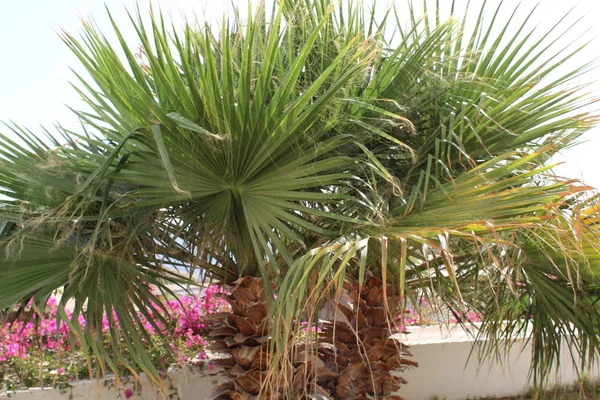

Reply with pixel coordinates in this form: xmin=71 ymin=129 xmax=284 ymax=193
xmin=0 ymin=0 xmax=599 ymax=186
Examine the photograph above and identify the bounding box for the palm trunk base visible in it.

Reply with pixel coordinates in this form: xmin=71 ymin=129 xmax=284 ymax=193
xmin=205 ymin=275 xmax=417 ymax=399
xmin=317 ymin=275 xmax=417 ymax=399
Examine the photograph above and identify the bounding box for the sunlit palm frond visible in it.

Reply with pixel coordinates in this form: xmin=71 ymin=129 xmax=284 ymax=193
xmin=0 ymin=0 xmax=599 ymax=396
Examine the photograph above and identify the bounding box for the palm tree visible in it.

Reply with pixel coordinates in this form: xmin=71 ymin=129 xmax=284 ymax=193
xmin=1 ymin=0 xmax=600 ymax=398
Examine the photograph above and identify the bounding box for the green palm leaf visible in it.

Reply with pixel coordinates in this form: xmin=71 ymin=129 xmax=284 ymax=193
xmin=0 ymin=0 xmax=598 ymax=395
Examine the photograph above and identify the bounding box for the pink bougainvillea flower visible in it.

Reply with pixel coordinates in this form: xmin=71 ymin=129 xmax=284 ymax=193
xmin=124 ymin=388 xmax=134 ymax=399
xmin=0 ymin=289 xmax=231 ymax=380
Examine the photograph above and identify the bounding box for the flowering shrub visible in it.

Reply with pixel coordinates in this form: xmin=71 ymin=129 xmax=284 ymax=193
xmin=402 ymin=307 xmax=482 ymax=327
xmin=401 ymin=298 xmax=482 ymax=328
xmin=0 ymin=285 xmax=481 ymax=393
xmin=0 ymin=286 xmax=229 ymax=392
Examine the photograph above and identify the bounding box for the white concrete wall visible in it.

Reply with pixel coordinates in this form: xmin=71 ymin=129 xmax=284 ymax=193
xmin=3 ymin=368 xmax=226 ymax=400
xmin=4 ymin=325 xmax=599 ymax=400
xmin=398 ymin=325 xmax=600 ymax=400
xmin=400 ymin=340 xmax=590 ymax=399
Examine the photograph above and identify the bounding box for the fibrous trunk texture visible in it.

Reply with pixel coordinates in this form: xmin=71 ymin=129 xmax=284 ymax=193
xmin=206 ymin=277 xmax=271 ymax=399
xmin=206 ymin=276 xmax=417 ymax=399
xmin=317 ymin=275 xmax=418 ymax=399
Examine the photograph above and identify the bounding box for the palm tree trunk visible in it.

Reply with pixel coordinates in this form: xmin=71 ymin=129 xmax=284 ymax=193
xmin=206 ymin=277 xmax=270 ymax=398
xmin=206 ymin=275 xmax=417 ymax=399
xmin=316 ymin=275 xmax=418 ymax=399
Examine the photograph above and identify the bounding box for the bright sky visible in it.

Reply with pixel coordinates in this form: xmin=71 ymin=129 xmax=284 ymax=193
xmin=0 ymin=0 xmax=599 ymax=186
